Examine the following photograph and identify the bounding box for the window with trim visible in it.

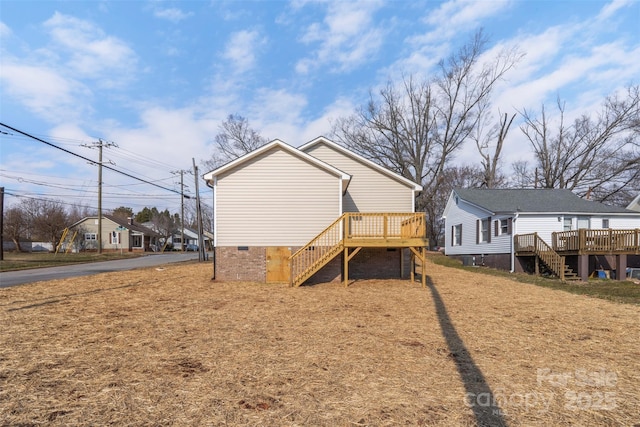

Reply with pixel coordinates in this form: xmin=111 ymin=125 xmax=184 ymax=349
xmin=496 ymin=218 xmax=511 ymax=236
xmin=478 ymin=217 xmax=490 ymax=243
xmin=563 ymin=217 xmax=572 ymax=231
xmin=84 ymin=233 xmax=96 ymax=241
xmin=109 ymin=231 xmax=120 ymax=245
xmin=602 ymin=219 xmax=610 ymax=229
xmin=132 ymin=235 xmax=142 ymax=248
xmin=452 ymin=224 xmax=462 ymax=246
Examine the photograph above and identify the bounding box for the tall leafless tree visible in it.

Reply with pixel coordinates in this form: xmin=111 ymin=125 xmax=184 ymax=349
xmin=332 ymin=30 xmax=522 ymax=245
xmin=517 ymin=85 xmax=640 ymax=205
xmin=473 ymin=112 xmax=516 ymax=188
xmin=203 ymin=114 xmax=268 ymax=171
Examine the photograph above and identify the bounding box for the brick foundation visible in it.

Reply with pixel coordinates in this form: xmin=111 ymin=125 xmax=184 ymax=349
xmin=214 ymin=246 xmax=414 ymax=284
xmin=214 ymin=246 xmax=266 ymax=282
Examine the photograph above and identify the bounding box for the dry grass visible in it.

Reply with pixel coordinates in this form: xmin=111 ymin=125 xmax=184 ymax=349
xmin=1 ymin=261 xmax=638 ymax=426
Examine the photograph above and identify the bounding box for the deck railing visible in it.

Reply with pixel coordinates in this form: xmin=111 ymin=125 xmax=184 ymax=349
xmin=345 ymin=212 xmax=426 ymax=240
xmin=289 ymin=212 xmax=427 ymax=287
xmin=552 ymin=229 xmax=640 ymax=254
xmin=515 ymin=232 xmax=566 ymax=280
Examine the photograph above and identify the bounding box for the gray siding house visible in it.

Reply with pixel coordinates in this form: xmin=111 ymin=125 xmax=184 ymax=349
xmin=443 ymin=189 xmax=640 ymax=281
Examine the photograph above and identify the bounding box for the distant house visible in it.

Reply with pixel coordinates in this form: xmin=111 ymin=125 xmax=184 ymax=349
xmin=203 ymin=136 xmax=427 ymax=286
xmin=627 ymin=194 xmax=640 ymax=212
xmin=69 ymin=215 xmax=161 ymax=252
xmin=170 ymin=227 xmax=211 ymax=251
xmin=442 ymin=188 xmax=640 ymax=281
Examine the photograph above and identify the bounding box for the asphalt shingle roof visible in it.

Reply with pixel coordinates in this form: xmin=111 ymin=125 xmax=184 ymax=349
xmin=454 ymin=188 xmax=636 ymax=214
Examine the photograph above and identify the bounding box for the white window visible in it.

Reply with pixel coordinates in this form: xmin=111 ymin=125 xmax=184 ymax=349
xmin=109 ymin=231 xmax=120 ymax=245
xmin=84 ymin=233 xmax=96 ymax=241
xmin=452 ymin=224 xmax=462 ymax=246
xmin=563 ymin=218 xmax=572 ymax=231
xmin=602 ymin=219 xmax=610 ymax=229
xmin=499 ymin=219 xmax=510 ymax=235
xmin=480 ymin=218 xmax=490 ymax=243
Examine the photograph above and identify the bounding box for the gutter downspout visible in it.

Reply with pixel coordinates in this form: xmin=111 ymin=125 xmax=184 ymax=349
xmin=205 ymin=177 xmax=216 ymax=280
xmin=510 ymin=212 xmax=519 ymax=273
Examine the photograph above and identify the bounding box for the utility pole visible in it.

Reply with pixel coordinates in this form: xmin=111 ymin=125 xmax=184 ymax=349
xmin=192 ymin=158 xmax=205 ymax=262
xmin=172 ymin=170 xmax=191 ymax=251
xmin=84 ymin=139 xmax=116 ymax=254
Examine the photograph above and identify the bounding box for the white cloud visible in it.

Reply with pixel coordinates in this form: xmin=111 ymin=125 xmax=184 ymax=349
xmin=223 ymin=30 xmax=266 ymax=74
xmin=295 ymin=0 xmax=385 ymax=74
xmin=153 ymin=7 xmax=193 ymax=23
xmin=43 ymin=12 xmax=137 ymax=87
xmin=596 ymin=0 xmax=635 ymax=21
xmin=0 ymin=21 xmax=12 ymax=38
xmin=0 ymin=61 xmax=92 ymax=122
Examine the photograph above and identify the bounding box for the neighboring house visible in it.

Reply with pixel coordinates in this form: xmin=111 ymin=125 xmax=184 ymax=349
xmin=203 ymin=136 xmax=427 ymax=286
xmin=170 ymin=227 xmax=211 ymax=251
xmin=627 ymin=194 xmax=640 ymax=212
xmin=69 ymin=215 xmax=161 ymax=252
xmin=442 ymin=188 xmax=640 ymax=281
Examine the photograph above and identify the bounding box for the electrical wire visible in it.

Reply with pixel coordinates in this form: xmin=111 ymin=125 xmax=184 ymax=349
xmin=0 ymin=122 xmax=185 ymax=196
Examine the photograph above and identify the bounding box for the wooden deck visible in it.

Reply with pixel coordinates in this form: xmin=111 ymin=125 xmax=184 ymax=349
xmin=290 ymin=213 xmax=429 ymax=287
xmin=516 ymin=229 xmax=640 ymax=255
xmin=515 ymin=229 xmax=639 ymax=281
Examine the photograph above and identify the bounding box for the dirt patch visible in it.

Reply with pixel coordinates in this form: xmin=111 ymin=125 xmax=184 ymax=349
xmin=0 ymin=261 xmax=638 ymax=426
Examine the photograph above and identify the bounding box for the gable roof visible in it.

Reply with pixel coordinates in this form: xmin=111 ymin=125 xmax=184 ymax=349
xmin=299 ymin=136 xmax=422 ymax=192
xmin=452 ymin=188 xmax=638 ymax=215
xmin=202 ymin=139 xmax=351 ymax=193
xmin=627 ymin=194 xmax=640 ymax=212
xmin=70 ymin=215 xmax=161 ymax=236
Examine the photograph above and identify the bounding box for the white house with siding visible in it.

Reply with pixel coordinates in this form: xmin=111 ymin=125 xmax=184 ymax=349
xmin=203 ymin=137 xmax=424 ymax=284
xmin=442 ymin=188 xmax=640 ymax=279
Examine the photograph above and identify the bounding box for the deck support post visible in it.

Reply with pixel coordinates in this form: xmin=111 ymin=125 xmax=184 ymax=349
xmin=409 ymin=247 xmax=426 ymax=287
xmin=578 ymin=254 xmax=589 ymax=282
xmin=534 ymin=256 xmax=539 ymax=276
xmin=343 ymin=247 xmax=349 ymax=287
xmin=616 ymin=254 xmax=627 ymax=281
xmin=421 ymin=247 xmax=426 ymax=288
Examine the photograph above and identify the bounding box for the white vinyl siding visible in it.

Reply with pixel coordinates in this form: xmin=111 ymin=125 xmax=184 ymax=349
xmin=443 ymin=194 xmax=513 ymax=255
xmin=303 ymin=144 xmax=415 ymax=213
xmin=215 ymin=146 xmax=342 ymax=246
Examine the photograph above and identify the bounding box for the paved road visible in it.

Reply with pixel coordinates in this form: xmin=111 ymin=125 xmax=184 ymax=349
xmin=0 ymin=253 xmax=202 ymax=288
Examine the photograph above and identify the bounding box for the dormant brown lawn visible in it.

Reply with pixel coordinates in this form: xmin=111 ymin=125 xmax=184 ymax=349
xmin=1 ymin=260 xmax=638 ymax=426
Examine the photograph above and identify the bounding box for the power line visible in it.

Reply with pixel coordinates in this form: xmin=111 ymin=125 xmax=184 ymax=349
xmin=0 ymin=122 xmax=183 ymax=196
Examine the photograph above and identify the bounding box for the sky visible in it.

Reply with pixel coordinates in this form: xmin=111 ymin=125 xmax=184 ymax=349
xmin=1 ymin=0 xmax=639 ymax=215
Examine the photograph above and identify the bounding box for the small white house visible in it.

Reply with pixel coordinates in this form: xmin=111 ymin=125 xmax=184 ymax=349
xmin=442 ymin=188 xmax=640 ymax=280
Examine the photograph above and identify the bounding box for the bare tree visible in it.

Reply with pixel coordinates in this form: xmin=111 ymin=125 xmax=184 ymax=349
xmin=517 ymin=85 xmax=640 ymax=204
xmin=332 ymin=30 xmax=522 ymax=244
xmin=428 ymin=165 xmax=485 ymax=245
xmin=473 ymin=112 xmax=516 ymax=188
xmin=3 ymin=206 xmax=27 ymax=252
xmin=20 ymin=198 xmax=68 ymax=249
xmin=203 ymin=114 xmax=268 ymax=171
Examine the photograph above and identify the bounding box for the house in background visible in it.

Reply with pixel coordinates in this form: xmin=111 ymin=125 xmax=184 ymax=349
xmin=69 ymin=214 xmax=161 ymax=252
xmin=627 ymin=194 xmax=640 ymax=212
xmin=442 ymin=188 xmax=640 ymax=281
xmin=203 ymin=136 xmax=427 ymax=286
xmin=170 ymin=227 xmax=212 ymax=251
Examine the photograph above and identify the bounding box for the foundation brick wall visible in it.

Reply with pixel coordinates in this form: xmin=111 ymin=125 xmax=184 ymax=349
xmin=306 ymin=247 xmax=412 ymax=285
xmin=215 ymin=246 xmax=414 ymax=284
xmin=214 ymin=246 xmax=266 ymax=282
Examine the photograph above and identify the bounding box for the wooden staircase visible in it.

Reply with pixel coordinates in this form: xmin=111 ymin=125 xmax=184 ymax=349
xmin=290 ymin=215 xmax=345 ymax=287
xmin=515 ymin=233 xmax=580 ymax=281
xmin=289 ymin=213 xmax=428 ymax=287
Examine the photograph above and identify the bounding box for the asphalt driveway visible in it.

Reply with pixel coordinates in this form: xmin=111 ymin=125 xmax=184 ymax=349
xmin=0 ymin=253 xmax=202 ymax=288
